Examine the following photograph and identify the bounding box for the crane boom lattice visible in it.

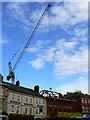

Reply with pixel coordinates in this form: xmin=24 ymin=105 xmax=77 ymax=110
xmin=7 ymin=4 xmax=51 ymax=84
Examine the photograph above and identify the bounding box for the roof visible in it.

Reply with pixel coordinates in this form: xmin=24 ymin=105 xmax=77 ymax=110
xmin=2 ymin=81 xmax=44 ymax=98
xmin=64 ymin=91 xmax=90 ymax=98
xmin=40 ymin=90 xmax=76 ymax=103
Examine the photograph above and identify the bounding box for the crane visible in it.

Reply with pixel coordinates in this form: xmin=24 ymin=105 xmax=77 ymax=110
xmin=7 ymin=4 xmax=51 ymax=84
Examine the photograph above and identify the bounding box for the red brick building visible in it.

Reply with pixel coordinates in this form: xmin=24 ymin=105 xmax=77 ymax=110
xmin=40 ymin=90 xmax=78 ymax=118
xmin=64 ymin=91 xmax=90 ymax=116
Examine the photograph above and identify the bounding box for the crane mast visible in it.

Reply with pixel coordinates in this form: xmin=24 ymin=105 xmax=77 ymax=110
xmin=7 ymin=4 xmax=51 ymax=84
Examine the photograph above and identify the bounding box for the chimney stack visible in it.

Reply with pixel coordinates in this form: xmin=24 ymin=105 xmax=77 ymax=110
xmin=16 ymin=80 xmax=20 ymax=86
xmin=34 ymin=85 xmax=39 ymax=93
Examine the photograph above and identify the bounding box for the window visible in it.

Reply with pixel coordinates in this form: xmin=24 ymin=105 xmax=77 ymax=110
xmin=82 ymin=106 xmax=85 ymax=113
xmin=0 ymin=89 xmax=3 ymax=95
xmin=86 ymin=106 xmax=88 ymax=112
xmin=43 ymin=108 xmax=45 ymax=115
xmin=82 ymin=98 xmax=84 ymax=103
xmin=25 ymin=107 xmax=28 ymax=114
xmin=12 ymin=94 xmax=14 ymax=101
xmin=43 ymin=100 xmax=45 ymax=104
xmin=16 ymin=106 xmax=19 ymax=114
xmin=88 ymin=107 xmax=89 ymax=113
xmin=85 ymin=99 xmax=87 ymax=104
xmin=88 ymin=99 xmax=90 ymax=104
xmin=39 ymin=100 xmax=41 ymax=104
xmin=30 ymin=98 xmax=33 ymax=104
xmin=17 ymin=95 xmax=20 ymax=101
xmin=36 ymin=108 xmax=38 ymax=114
xmin=30 ymin=107 xmax=32 ymax=115
xmin=26 ymin=97 xmax=28 ymax=103
xmin=36 ymin=99 xmax=38 ymax=104
xmin=11 ymin=105 xmax=14 ymax=112
xmin=39 ymin=108 xmax=43 ymax=114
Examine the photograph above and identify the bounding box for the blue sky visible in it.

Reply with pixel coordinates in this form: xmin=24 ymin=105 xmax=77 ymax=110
xmin=1 ymin=1 xmax=88 ymax=94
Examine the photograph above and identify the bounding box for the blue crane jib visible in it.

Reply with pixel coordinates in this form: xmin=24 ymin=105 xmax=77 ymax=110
xmin=7 ymin=4 xmax=51 ymax=84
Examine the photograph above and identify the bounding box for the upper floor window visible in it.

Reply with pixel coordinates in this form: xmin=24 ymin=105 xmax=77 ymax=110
xmin=30 ymin=97 xmax=33 ymax=104
xmin=17 ymin=95 xmax=20 ymax=101
xmin=88 ymin=99 xmax=90 ymax=104
xmin=36 ymin=99 xmax=38 ymax=104
xmin=0 ymin=89 xmax=3 ymax=95
xmin=85 ymin=99 xmax=87 ymax=104
xmin=82 ymin=98 xmax=84 ymax=103
xmin=43 ymin=100 xmax=45 ymax=104
xmin=12 ymin=94 xmax=14 ymax=101
xmin=26 ymin=97 xmax=28 ymax=103
xmin=39 ymin=99 xmax=41 ymax=104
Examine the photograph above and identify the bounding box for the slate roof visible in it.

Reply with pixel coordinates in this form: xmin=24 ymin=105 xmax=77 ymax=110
xmin=2 ymin=81 xmax=44 ymax=97
xmin=64 ymin=91 xmax=90 ymax=98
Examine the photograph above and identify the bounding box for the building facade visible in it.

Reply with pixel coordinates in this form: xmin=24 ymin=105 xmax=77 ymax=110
xmin=1 ymin=81 xmax=47 ymax=119
xmin=40 ymin=90 xmax=79 ymax=118
xmin=64 ymin=91 xmax=90 ymax=116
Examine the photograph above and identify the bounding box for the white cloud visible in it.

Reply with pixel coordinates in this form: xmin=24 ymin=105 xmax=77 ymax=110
xmin=28 ymin=37 xmax=88 ymax=78
xmin=29 ymin=58 xmax=44 ymax=69
xmin=3 ymin=2 xmax=88 ymax=31
xmin=49 ymin=2 xmax=88 ymax=28
xmin=44 ymin=47 xmax=56 ymax=62
xmin=0 ymin=39 xmax=9 ymax=46
xmin=27 ymin=40 xmax=50 ymax=53
xmin=27 ymin=47 xmax=38 ymax=53
xmin=36 ymin=47 xmax=56 ymax=62
xmin=56 ymin=39 xmax=78 ymax=50
xmin=4 ymin=3 xmax=33 ymax=32
xmin=56 ymin=76 xmax=88 ymax=94
xmin=3 ymin=2 xmax=88 ymax=33
xmin=54 ymin=46 xmax=88 ymax=77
